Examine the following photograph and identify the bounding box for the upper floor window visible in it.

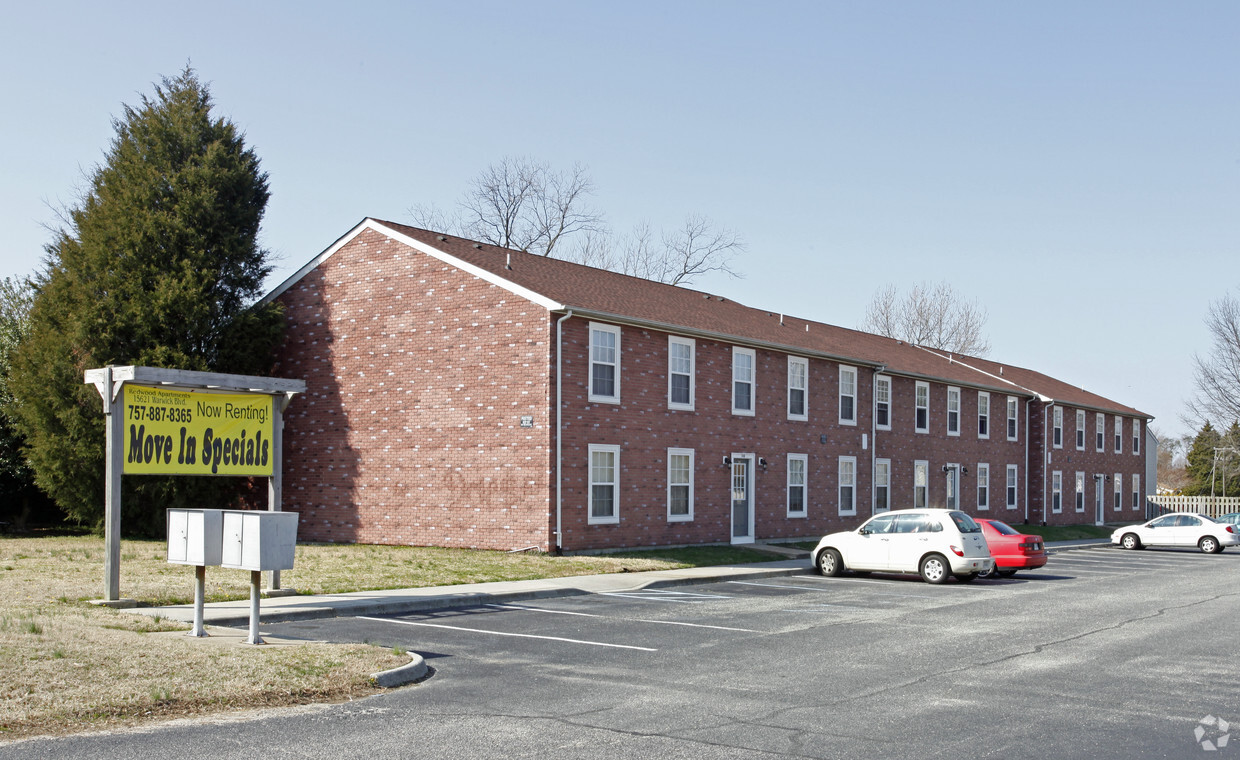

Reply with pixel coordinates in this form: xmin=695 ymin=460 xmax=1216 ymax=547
xmin=1006 ymin=397 xmax=1018 ymax=441
xmin=946 ymin=387 xmax=960 ymax=436
xmin=915 ymin=382 xmax=929 ymax=433
xmin=787 ymin=356 xmax=808 ymax=421
xmin=589 ymin=323 xmax=620 ymax=403
xmin=1052 ymin=406 xmax=1063 ymax=449
xmin=1076 ymin=409 xmax=1086 ymax=450
xmin=1114 ymin=415 xmax=1123 ymax=453
xmin=875 ymin=376 xmax=892 ymax=430
xmin=1095 ymin=412 xmax=1105 ymax=452
xmin=839 ymin=366 xmax=857 ymax=425
xmin=732 ymin=347 xmax=755 ymax=416
xmin=667 ymin=448 xmax=693 ymax=522
xmin=668 ymin=336 xmax=695 ymax=411
xmin=787 ymin=454 xmax=807 ymax=517
xmin=977 ymin=392 xmax=990 ymax=439
xmin=1133 ymin=419 xmax=1141 ymax=455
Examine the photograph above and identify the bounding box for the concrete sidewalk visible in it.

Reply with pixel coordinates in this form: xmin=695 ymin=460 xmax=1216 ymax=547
xmin=127 ymin=538 xmax=1111 ymax=629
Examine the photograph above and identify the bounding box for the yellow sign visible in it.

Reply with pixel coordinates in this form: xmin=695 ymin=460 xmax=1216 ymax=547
xmin=123 ymin=386 xmax=273 ymax=476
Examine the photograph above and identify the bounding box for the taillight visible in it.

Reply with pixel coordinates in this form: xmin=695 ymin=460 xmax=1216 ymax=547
xmin=1227 ymin=525 xmax=1236 ymax=534
xmin=949 ymin=545 xmax=965 ymax=557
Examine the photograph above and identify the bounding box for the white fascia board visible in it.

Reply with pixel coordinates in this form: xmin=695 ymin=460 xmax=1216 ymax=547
xmin=912 ymin=345 xmax=1040 ymax=398
xmin=261 ymin=218 xmax=564 ymax=312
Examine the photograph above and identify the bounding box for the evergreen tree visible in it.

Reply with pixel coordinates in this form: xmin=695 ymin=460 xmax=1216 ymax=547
xmin=8 ymin=68 xmax=283 ymax=535
xmin=1184 ymin=423 xmax=1222 ymax=496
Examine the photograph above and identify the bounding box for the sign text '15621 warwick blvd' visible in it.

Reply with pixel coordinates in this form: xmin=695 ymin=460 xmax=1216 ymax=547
xmin=123 ymin=386 xmax=274 ymax=476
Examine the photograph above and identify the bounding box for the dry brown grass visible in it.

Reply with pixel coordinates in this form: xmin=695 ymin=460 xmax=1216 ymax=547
xmin=0 ymin=534 xmax=701 ymax=741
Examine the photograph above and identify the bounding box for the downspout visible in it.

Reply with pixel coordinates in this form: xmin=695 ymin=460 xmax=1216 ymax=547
xmin=1025 ymin=400 xmax=1032 ymax=524
xmin=1041 ymin=402 xmax=1053 ymax=526
xmin=555 ymin=310 xmax=573 ymax=554
xmin=871 ymin=364 xmax=886 ymax=514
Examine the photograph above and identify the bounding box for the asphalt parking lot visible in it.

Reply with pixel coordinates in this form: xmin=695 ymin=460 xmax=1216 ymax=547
xmin=10 ymin=546 xmax=1240 ymax=760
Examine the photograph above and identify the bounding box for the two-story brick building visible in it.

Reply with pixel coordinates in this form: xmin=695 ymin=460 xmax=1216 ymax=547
xmin=263 ymin=218 xmax=1152 ymax=552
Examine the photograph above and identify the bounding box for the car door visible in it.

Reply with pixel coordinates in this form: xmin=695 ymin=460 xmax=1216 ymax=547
xmin=1141 ymin=515 xmax=1177 ymax=547
xmin=1173 ymin=515 xmax=1203 ymax=547
xmin=885 ymin=514 xmax=935 ymax=573
xmin=847 ymin=513 xmax=897 ymax=571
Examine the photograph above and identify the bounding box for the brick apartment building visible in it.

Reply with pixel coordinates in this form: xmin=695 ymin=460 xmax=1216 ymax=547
xmin=263 ymin=218 xmax=1152 ymax=552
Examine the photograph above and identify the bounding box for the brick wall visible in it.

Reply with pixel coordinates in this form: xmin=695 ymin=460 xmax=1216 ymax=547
xmin=272 ymin=229 xmax=556 ymax=550
xmin=1034 ymin=402 xmax=1147 ymax=526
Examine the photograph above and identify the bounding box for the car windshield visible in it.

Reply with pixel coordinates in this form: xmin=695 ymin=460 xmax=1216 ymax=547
xmin=948 ymin=511 xmax=981 ymax=533
xmin=987 ymin=520 xmax=1020 ymax=536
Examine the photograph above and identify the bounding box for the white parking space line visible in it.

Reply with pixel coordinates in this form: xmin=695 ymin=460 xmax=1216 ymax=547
xmin=727 ymin=580 xmax=934 ymax=599
xmin=357 ymin=616 xmax=658 ymax=651
xmin=484 ymin=603 xmax=760 ymax=633
xmin=600 ymin=589 xmax=732 ymax=603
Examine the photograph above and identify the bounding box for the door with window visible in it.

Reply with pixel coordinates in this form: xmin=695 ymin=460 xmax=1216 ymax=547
xmin=1095 ymin=477 xmax=1105 ymax=525
xmin=730 ymin=455 xmax=754 ymax=544
xmin=945 ymin=465 xmax=960 ymax=510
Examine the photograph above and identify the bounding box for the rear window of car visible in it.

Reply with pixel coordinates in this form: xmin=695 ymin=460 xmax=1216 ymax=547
xmin=987 ymin=520 xmax=1020 ymax=536
xmin=948 ymin=511 xmax=981 ymax=533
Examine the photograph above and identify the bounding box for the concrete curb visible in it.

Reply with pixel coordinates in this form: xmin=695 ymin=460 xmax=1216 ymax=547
xmin=371 ymin=652 xmax=428 ymax=688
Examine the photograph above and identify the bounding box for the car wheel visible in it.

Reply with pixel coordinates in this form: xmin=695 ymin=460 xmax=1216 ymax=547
xmin=1120 ymin=533 xmax=1141 ymax=550
xmin=1199 ymin=536 xmax=1221 ymax=554
xmin=817 ymin=548 xmax=844 ymax=577
xmin=955 ymin=573 xmax=978 ymax=583
xmin=919 ymin=554 xmax=950 ymax=584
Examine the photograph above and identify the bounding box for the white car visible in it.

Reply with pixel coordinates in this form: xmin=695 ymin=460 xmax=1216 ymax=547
xmin=811 ymin=509 xmax=994 ymax=584
xmin=1111 ymin=512 xmax=1240 ymax=554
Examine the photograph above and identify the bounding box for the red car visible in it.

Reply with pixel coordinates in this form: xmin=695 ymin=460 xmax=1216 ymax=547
xmin=976 ymin=519 xmax=1047 ymax=578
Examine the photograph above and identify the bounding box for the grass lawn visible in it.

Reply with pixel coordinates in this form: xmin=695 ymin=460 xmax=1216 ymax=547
xmin=0 ymin=532 xmax=772 ymax=741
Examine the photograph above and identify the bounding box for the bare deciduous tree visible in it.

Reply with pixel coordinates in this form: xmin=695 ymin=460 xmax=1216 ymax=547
xmin=409 ymin=159 xmax=744 ymax=286
xmin=1186 ymin=291 xmax=1240 ymax=427
xmin=411 ymin=157 xmax=603 ymax=258
xmin=860 ymin=281 xmax=991 ymax=357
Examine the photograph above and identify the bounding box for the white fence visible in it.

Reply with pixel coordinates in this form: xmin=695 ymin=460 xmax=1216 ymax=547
xmin=1147 ymin=495 xmax=1240 ymax=518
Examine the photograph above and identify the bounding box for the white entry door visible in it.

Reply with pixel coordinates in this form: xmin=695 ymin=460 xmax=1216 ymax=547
xmin=730 ymin=455 xmax=754 ymax=544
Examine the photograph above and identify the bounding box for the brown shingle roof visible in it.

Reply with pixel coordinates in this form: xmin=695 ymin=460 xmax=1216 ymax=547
xmin=273 ymin=218 xmax=1150 ymax=418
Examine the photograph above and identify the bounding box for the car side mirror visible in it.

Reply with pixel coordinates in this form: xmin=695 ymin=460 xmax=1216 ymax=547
xmin=858 ymin=528 xmax=870 ymax=536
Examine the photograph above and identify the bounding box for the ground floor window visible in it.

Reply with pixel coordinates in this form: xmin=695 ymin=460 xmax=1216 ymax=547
xmin=977 ymin=463 xmax=989 ymax=510
xmin=875 ymin=459 xmax=890 ymax=512
xmin=667 ymin=448 xmax=693 ymax=522
xmin=914 ymin=460 xmax=928 ymax=508
xmin=588 ymin=444 xmax=620 ymax=524
xmin=1006 ymin=465 xmax=1018 ymax=510
xmin=1132 ymin=474 xmax=1141 ymax=511
xmin=839 ymin=457 xmax=856 ymax=515
xmin=1075 ymin=472 xmax=1085 ymax=513
xmin=1114 ymin=473 xmax=1122 ymax=511
xmin=787 ymin=454 xmax=807 ymax=517
xmin=1052 ymin=471 xmax=1062 ymax=513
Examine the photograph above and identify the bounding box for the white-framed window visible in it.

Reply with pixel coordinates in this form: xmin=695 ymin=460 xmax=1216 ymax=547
xmin=667 ymin=448 xmax=693 ymax=522
xmin=1113 ymin=473 xmax=1122 ymax=511
xmin=977 ymin=463 xmax=990 ymax=510
xmin=1075 ymin=472 xmax=1086 ymax=512
xmin=875 ymin=459 xmax=891 ymax=512
xmin=1006 ymin=464 xmax=1018 ymax=510
xmin=839 ymin=365 xmax=857 ymax=425
xmin=787 ymin=454 xmax=807 ymax=517
xmin=1051 ymin=471 xmax=1063 ymax=514
xmin=977 ymin=392 xmax=990 ymax=439
xmin=668 ymin=336 xmax=695 ymax=411
xmin=1133 ymin=419 xmax=1141 ymax=455
xmin=588 ymin=444 xmax=620 ymax=524
xmin=1076 ymin=409 xmax=1086 ymax=450
xmin=588 ymin=323 xmax=620 ymax=403
xmin=1006 ymin=397 xmax=1018 ymax=441
xmin=838 ymin=456 xmax=856 ymax=515
xmin=946 ymin=386 xmax=960 ymax=436
xmin=1132 ymin=473 xmax=1141 ymax=510
xmin=875 ymin=376 xmax=891 ymax=430
xmin=914 ymin=460 xmax=928 ymax=508
xmin=915 ymin=382 xmax=930 ymax=434
xmin=732 ymin=347 xmax=755 ymax=416
xmin=1052 ymin=406 xmax=1063 ymax=449
xmin=787 ymin=356 xmax=808 ymax=421
xmin=1096 ymin=412 xmax=1105 ymax=452
xmin=1114 ymin=415 xmax=1123 ymax=453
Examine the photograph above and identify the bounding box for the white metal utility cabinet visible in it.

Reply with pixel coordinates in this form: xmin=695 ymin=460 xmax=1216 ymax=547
xmin=167 ymin=508 xmax=299 ymax=644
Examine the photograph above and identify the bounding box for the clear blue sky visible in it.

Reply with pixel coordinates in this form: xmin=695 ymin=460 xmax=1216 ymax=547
xmin=3 ymin=1 xmax=1236 ymax=442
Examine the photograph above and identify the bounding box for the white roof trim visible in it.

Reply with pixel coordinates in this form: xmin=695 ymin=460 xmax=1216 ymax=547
xmin=261 ymin=218 xmax=565 ymax=311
